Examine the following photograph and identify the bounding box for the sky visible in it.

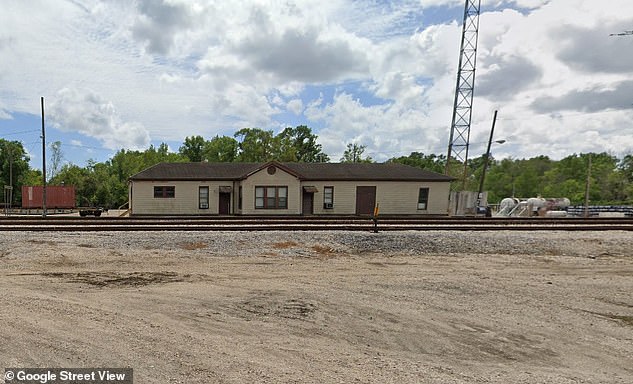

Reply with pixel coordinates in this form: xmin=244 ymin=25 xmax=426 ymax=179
xmin=1 ymin=0 xmax=632 ymax=170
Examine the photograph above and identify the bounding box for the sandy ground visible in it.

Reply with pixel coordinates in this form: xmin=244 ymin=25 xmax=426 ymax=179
xmin=1 ymin=230 xmax=632 ymax=384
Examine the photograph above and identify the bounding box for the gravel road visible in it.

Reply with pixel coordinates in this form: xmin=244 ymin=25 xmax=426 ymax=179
xmin=1 ymin=230 xmax=632 ymax=383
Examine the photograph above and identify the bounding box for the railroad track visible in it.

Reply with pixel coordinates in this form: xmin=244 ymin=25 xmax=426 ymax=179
xmin=0 ymin=216 xmax=631 ymax=231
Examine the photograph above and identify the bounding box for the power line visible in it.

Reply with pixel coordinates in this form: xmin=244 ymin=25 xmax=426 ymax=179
xmin=496 ymin=107 xmax=633 ymax=122
xmin=364 ymin=140 xmax=494 ymax=159
xmin=0 ymin=129 xmax=41 ymax=137
xmin=58 ymin=142 xmax=114 ymax=152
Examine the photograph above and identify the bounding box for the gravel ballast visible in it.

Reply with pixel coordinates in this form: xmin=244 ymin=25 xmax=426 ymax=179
xmin=1 ymin=230 xmax=631 ymax=383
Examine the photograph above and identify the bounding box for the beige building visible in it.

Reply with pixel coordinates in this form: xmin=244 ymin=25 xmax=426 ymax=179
xmin=128 ymin=161 xmax=454 ymax=216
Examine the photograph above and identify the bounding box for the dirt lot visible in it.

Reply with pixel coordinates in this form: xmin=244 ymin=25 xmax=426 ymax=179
xmin=1 ymin=230 xmax=632 ymax=383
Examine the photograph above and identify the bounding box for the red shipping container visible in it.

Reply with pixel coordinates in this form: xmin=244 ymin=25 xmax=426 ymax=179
xmin=21 ymin=185 xmax=76 ymax=209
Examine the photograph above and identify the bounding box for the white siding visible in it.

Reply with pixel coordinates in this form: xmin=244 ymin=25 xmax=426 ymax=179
xmin=304 ymin=181 xmax=450 ymax=215
xmin=239 ymin=167 xmax=301 ymax=215
xmin=131 ymin=181 xmax=234 ymax=215
xmin=130 ymin=174 xmax=451 ymax=216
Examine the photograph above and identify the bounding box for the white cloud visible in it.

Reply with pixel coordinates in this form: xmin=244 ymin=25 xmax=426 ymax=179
xmin=0 ymin=107 xmax=11 ymax=120
xmin=419 ymin=0 xmax=464 ymax=7
xmin=48 ymin=88 xmax=150 ymax=150
xmin=132 ymin=0 xmax=195 ymax=55
xmin=507 ymin=0 xmax=550 ymax=9
xmin=308 ymin=91 xmax=444 ymax=161
xmin=1 ymin=0 xmax=633 ymax=166
xmin=286 ymin=99 xmax=304 ymax=115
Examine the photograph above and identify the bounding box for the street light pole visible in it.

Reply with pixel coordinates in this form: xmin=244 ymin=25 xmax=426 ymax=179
xmin=476 ymin=110 xmax=502 ymax=209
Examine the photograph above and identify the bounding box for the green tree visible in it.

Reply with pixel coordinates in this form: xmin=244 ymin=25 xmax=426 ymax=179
xmin=540 ymin=153 xmax=618 ymax=204
xmin=484 ymin=158 xmax=517 ymax=202
xmin=179 ymin=136 xmax=206 ymax=162
xmin=277 ymin=125 xmax=329 ymax=163
xmin=485 ymin=155 xmax=554 ymax=200
xmin=0 ymin=140 xmax=30 ymax=205
xmin=48 ymin=140 xmax=64 ymax=180
xmin=387 ymin=152 xmax=445 ymax=174
xmin=464 ymin=154 xmax=490 ymax=192
xmin=203 ymin=135 xmax=238 ymax=162
xmin=619 ymin=155 xmax=633 ymax=182
xmin=51 ymin=164 xmax=93 ymax=207
xmin=340 ymin=143 xmax=373 ymax=163
xmin=513 ymin=156 xmax=552 ymax=198
xmin=106 ymin=144 xmax=185 ymax=207
xmin=52 ymin=143 xmax=187 ymax=208
xmin=274 ymin=130 xmax=298 ymax=162
xmin=19 ymin=169 xmax=43 ymax=187
xmin=588 ymin=153 xmax=620 ymax=203
xmin=614 ymin=155 xmax=633 ymax=203
xmin=235 ymin=128 xmax=277 ymax=162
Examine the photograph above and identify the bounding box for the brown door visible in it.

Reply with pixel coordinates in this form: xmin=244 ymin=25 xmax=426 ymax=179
xmin=302 ymin=192 xmax=314 ymax=215
xmin=355 ymin=186 xmax=376 ymax=215
xmin=219 ymin=192 xmax=231 ymax=215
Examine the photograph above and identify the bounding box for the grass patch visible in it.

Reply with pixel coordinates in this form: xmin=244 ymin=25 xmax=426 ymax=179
xmin=42 ymin=271 xmax=184 ymax=287
xmin=312 ymin=245 xmax=336 ymax=257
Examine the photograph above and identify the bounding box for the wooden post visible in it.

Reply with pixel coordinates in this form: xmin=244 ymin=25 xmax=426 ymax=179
xmin=372 ymin=203 xmax=379 ymax=233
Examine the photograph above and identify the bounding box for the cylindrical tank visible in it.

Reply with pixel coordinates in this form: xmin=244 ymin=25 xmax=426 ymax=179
xmin=526 ymin=197 xmax=546 ymax=208
xmin=546 ymin=211 xmax=568 ymax=218
xmin=499 ymin=197 xmax=518 ymax=211
xmin=545 ymin=198 xmax=571 ymax=209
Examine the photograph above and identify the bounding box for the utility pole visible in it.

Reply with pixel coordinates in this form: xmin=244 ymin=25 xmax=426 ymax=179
xmin=2 ymin=143 xmax=13 ymax=216
xmin=584 ymin=154 xmax=592 ymax=218
xmin=8 ymin=145 xmax=12 ymax=214
xmin=476 ymin=110 xmax=498 ymax=209
xmin=445 ymin=0 xmax=482 ymax=189
xmin=41 ymin=97 xmax=47 ymax=218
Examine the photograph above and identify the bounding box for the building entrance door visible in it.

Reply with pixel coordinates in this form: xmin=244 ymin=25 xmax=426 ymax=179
xmin=219 ymin=192 xmax=231 ymax=215
xmin=355 ymin=186 xmax=376 ymax=215
xmin=302 ymin=192 xmax=314 ymax=215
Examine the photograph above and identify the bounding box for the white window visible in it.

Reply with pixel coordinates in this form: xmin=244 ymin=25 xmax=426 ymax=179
xmin=255 ymin=186 xmax=288 ymax=209
xmin=323 ymin=186 xmax=334 ymax=209
xmin=418 ymin=188 xmax=429 ymax=210
xmin=199 ymin=186 xmax=209 ymax=209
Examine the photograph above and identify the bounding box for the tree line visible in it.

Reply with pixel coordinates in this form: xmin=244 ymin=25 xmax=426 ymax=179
xmin=0 ymin=126 xmax=631 ymax=209
xmin=388 ymin=151 xmax=633 ymax=205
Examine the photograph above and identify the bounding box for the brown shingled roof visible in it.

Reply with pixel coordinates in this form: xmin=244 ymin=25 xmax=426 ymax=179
xmin=282 ymin=162 xmax=454 ymax=181
xmin=129 ymin=161 xmax=454 ymax=182
xmin=129 ymin=162 xmax=260 ymax=181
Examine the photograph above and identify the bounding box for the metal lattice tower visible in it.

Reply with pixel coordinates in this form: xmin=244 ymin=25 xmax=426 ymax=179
xmin=445 ymin=0 xmax=481 ymax=182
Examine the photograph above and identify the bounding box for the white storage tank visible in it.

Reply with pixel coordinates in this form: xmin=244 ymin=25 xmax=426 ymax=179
xmin=527 ymin=197 xmax=546 ymax=208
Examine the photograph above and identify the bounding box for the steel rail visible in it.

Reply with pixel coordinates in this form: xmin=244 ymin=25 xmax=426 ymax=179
xmin=0 ymin=216 xmax=631 ymax=223
xmin=0 ymin=217 xmax=631 ymax=231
